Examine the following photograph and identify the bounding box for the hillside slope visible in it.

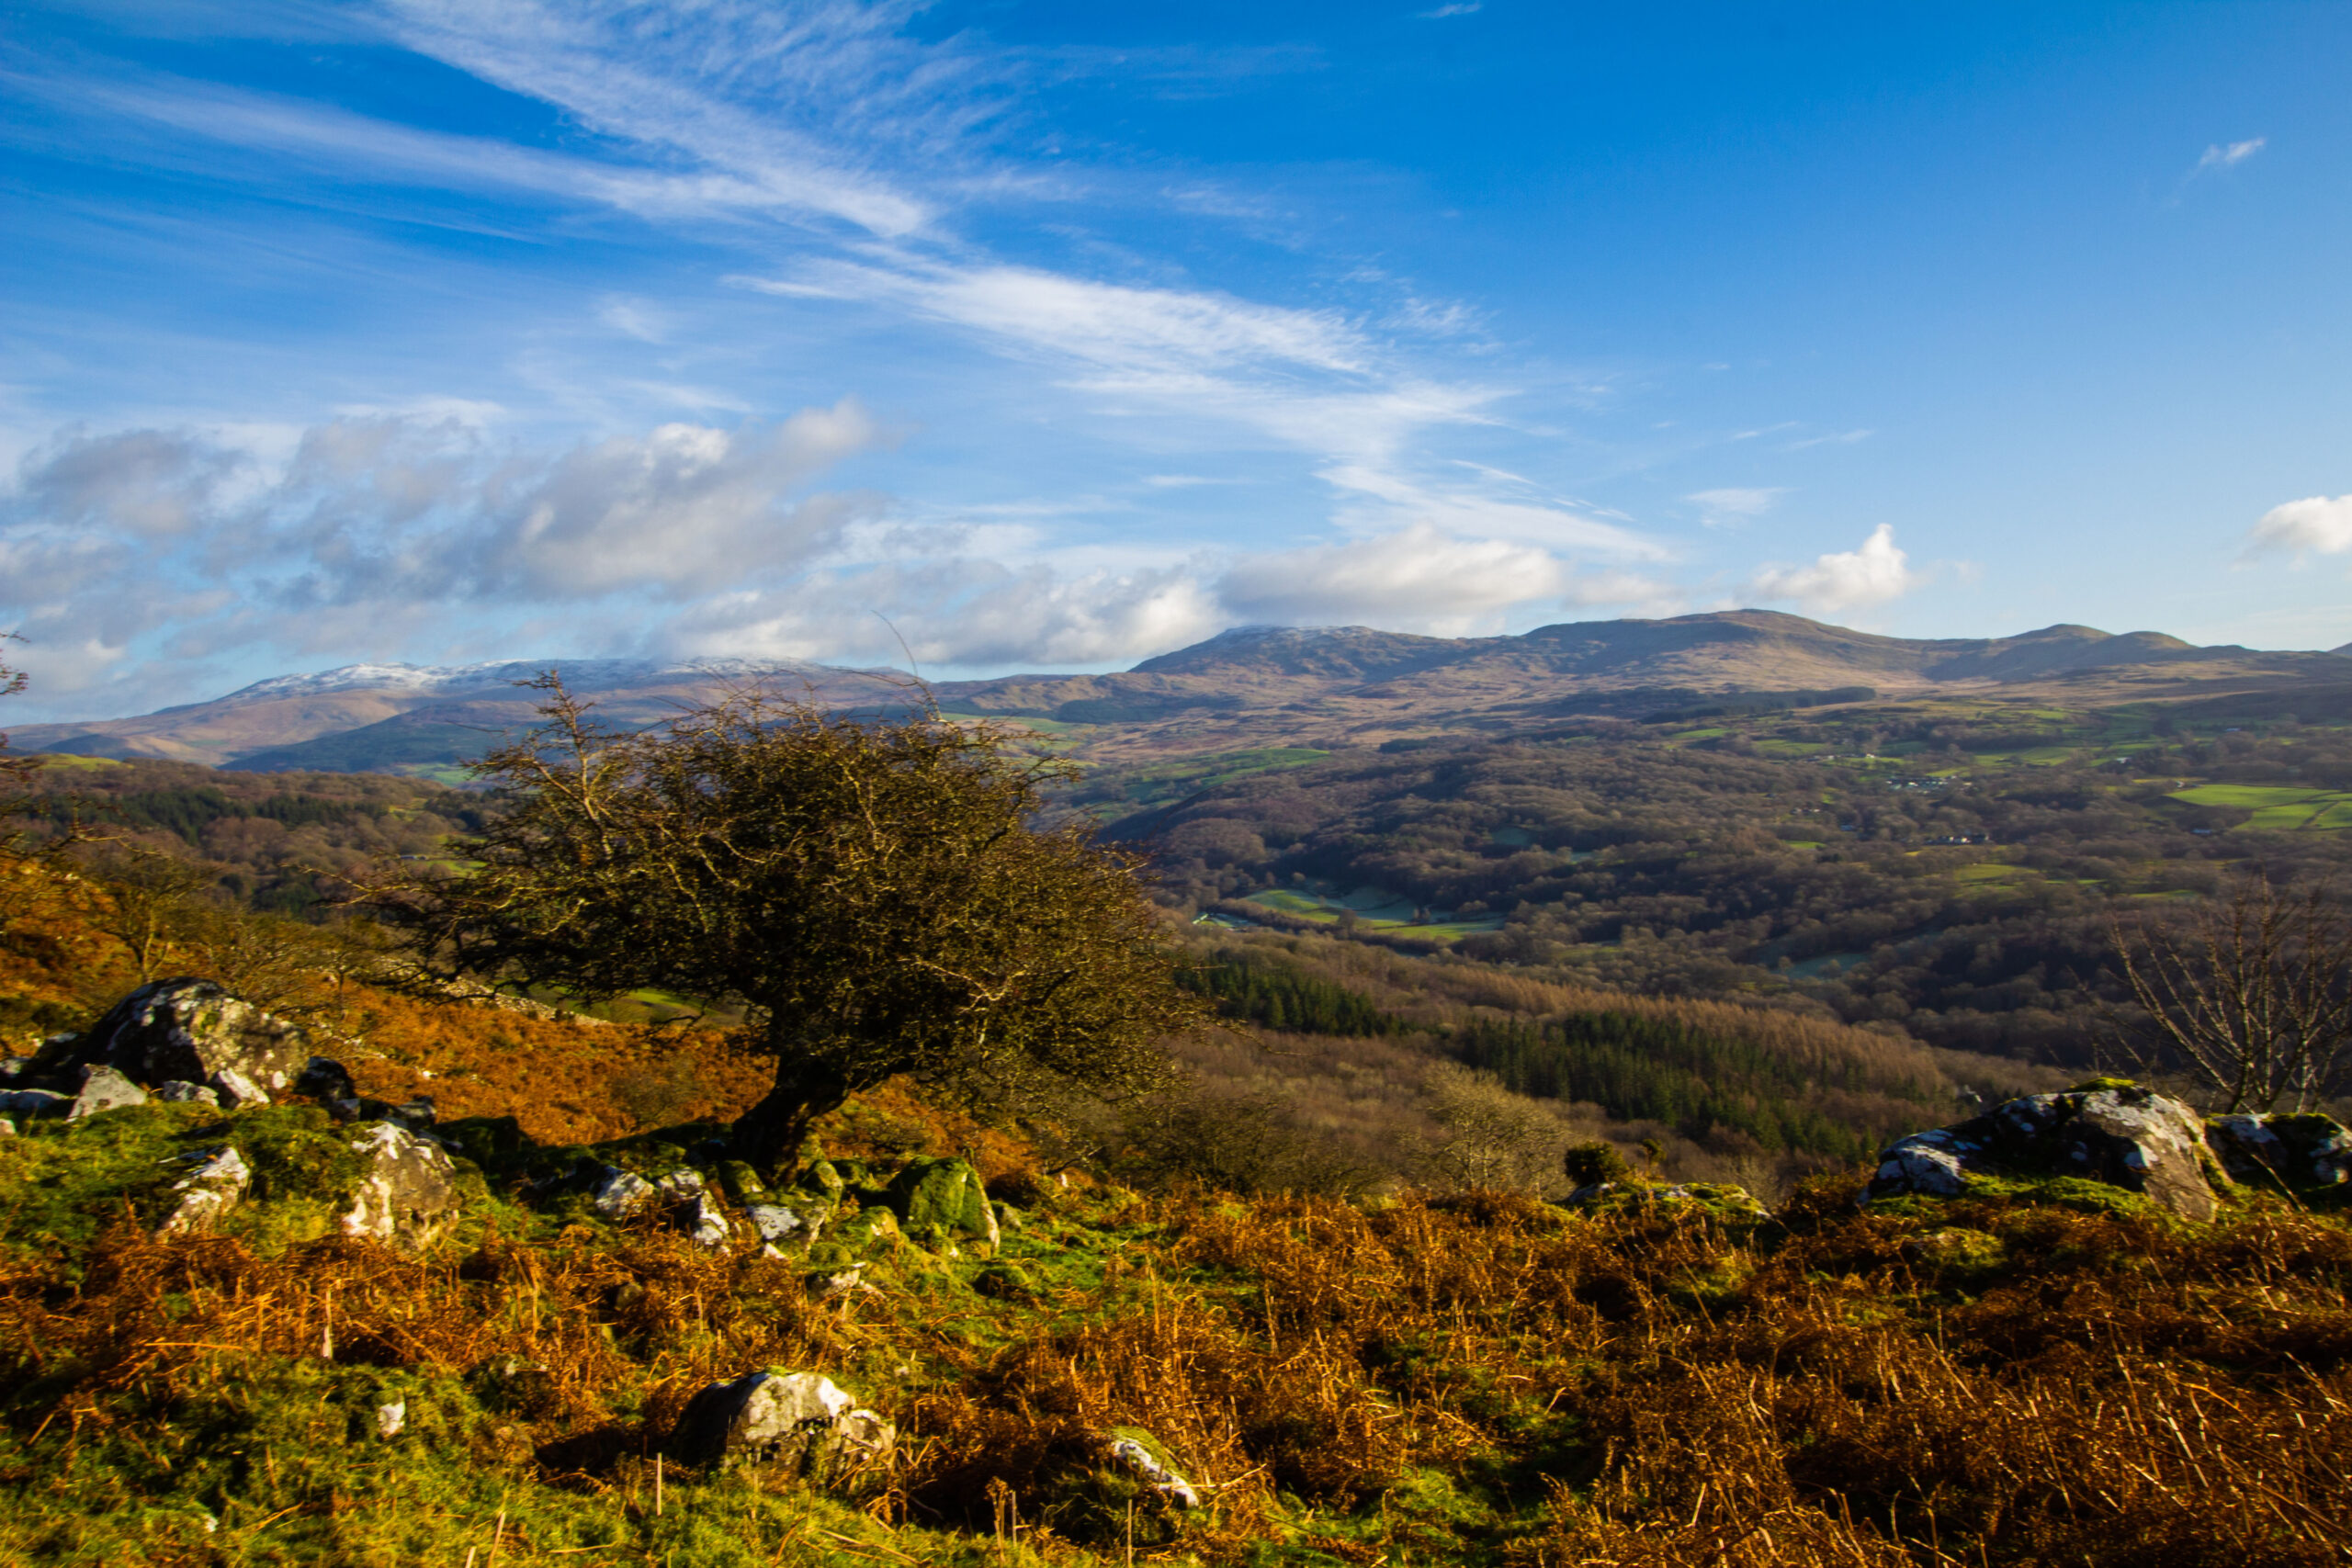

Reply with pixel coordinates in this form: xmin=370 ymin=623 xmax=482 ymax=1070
xmin=14 ymin=612 xmax=2346 ymax=773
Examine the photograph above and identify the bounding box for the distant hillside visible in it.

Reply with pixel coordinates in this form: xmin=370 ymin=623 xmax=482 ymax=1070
xmin=11 ymin=610 xmax=2347 ymax=773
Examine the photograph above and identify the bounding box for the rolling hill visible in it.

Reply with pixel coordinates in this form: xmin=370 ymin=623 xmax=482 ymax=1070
xmin=10 ymin=610 xmax=2348 ymax=774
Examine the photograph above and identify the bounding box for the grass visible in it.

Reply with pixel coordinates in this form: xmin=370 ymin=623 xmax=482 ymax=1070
xmin=2168 ymin=784 xmax=2352 ymax=831
xmin=0 ymin=1136 xmax=2346 ymax=1567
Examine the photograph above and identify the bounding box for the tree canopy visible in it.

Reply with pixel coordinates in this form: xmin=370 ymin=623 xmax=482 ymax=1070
xmin=367 ymin=680 xmax=1205 ymax=1163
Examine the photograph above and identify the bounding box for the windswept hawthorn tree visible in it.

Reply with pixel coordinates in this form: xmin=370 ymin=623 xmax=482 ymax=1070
xmin=366 ymin=677 xmax=1204 ymax=1165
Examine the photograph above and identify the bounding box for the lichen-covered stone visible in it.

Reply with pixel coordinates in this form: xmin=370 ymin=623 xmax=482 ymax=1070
xmin=1867 ymin=1084 xmax=2220 ymax=1220
xmin=717 ymin=1160 xmax=767 ymax=1204
xmin=70 ymin=979 xmax=312 ymax=1103
xmin=339 ymin=1122 xmax=461 ymax=1251
xmin=746 ymin=1201 xmax=818 ymax=1246
xmin=151 ymin=1080 xmax=220 ymax=1107
xmin=593 ymin=1168 xmax=657 ymax=1222
xmin=156 ymin=1145 xmax=251 ymax=1236
xmin=672 ymin=1371 xmax=894 ymax=1491
xmin=2205 ymin=1113 xmax=2352 ymax=1191
xmin=68 ymin=1064 xmax=148 ymax=1120
xmin=885 ymin=1157 xmax=999 ymax=1247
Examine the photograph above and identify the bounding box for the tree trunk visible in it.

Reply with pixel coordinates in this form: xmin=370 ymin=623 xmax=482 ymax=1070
xmin=728 ymin=1048 xmax=854 ymax=1171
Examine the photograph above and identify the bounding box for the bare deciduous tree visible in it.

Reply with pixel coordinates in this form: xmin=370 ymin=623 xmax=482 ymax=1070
xmin=2108 ymin=876 xmax=2352 ymax=1112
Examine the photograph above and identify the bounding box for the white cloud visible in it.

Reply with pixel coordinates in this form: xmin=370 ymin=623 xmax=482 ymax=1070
xmin=670 ymin=557 xmax=1224 ymax=669
xmin=1687 ymin=487 xmax=1785 ymax=527
xmin=17 ymin=427 xmax=243 ymax=537
xmin=743 ymin=259 xmax=1369 ymax=378
xmin=2245 ymin=493 xmax=2352 ymax=558
xmin=1216 ymin=524 xmax=1659 ymax=634
xmin=2195 ymin=137 xmax=2266 ymax=173
xmin=1744 ymin=524 xmax=1924 ymax=615
xmin=1419 ymin=3 xmax=1483 ymax=16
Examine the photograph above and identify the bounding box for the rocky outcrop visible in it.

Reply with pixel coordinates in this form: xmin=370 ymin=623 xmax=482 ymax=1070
xmin=2205 ymin=1113 xmax=2352 ymax=1191
xmin=339 ymin=1122 xmax=461 ymax=1251
xmin=69 ymin=980 xmax=313 ymax=1106
xmin=156 ymin=1145 xmax=251 ymax=1236
xmin=672 ymin=1371 xmax=894 ymax=1489
xmin=1867 ymin=1084 xmax=2222 ymax=1220
xmin=886 ymin=1157 xmax=1000 ymax=1248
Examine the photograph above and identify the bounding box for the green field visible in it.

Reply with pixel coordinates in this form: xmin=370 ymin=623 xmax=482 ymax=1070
xmin=1243 ymin=885 xmax=1504 ymax=942
xmin=2169 ymin=783 xmax=2352 ymax=831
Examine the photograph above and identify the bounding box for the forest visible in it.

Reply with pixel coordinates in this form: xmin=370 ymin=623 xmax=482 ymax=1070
xmin=8 ymin=687 xmax=2349 ymax=1194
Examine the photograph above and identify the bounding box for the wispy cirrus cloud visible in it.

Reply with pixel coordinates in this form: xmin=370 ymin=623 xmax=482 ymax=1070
xmin=2194 ymin=137 xmax=2266 ymax=175
xmin=1687 ymin=487 xmax=1785 ymax=528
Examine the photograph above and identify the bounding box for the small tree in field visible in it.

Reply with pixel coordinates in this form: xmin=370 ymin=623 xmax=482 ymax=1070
xmin=2109 ymin=875 xmax=2352 ymax=1113
xmin=364 ymin=679 xmax=1205 ymax=1166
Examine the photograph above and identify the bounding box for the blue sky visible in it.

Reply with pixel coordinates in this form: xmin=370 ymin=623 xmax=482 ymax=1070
xmin=4 ymin=0 xmax=2351 ymax=719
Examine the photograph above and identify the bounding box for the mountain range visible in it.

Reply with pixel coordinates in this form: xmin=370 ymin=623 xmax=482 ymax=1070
xmin=13 ymin=610 xmax=2352 ymax=774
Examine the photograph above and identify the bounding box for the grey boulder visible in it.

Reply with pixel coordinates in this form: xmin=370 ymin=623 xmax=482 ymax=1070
xmin=0 ymin=1088 xmax=70 ymax=1119
xmin=71 ymin=980 xmax=313 ymax=1105
xmin=672 ymin=1371 xmax=893 ymax=1489
xmin=152 ymin=1080 xmax=221 ymax=1107
xmin=339 ymin=1122 xmax=461 ymax=1251
xmin=2205 ymin=1113 xmax=2352 ymax=1190
xmin=1867 ymin=1083 xmax=2221 ymax=1220
xmin=69 ymin=1065 xmax=148 ymax=1120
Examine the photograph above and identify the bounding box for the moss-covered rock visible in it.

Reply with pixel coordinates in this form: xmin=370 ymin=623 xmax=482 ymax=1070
xmin=1866 ymin=1084 xmax=2220 ymax=1220
xmin=886 ymin=1156 xmax=1000 ymax=1247
xmin=2205 ymin=1112 xmax=2352 ymax=1194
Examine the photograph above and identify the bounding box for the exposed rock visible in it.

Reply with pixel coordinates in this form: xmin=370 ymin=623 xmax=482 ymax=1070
xmin=672 ymin=1370 xmax=894 ymax=1490
xmin=2205 ymin=1113 xmax=2352 ymax=1190
xmin=717 ymin=1159 xmax=767 ymax=1205
xmin=68 ymin=1064 xmax=148 ymax=1120
xmin=592 ymin=1168 xmax=657 ymax=1222
xmin=157 ymin=1146 xmax=251 ymax=1236
xmin=809 ymin=1262 xmax=873 ymax=1300
xmin=746 ymin=1201 xmax=817 ymax=1246
xmin=72 ymin=979 xmax=312 ymax=1101
xmin=209 ymin=1067 xmax=273 ymax=1109
xmin=685 ymin=1190 xmax=729 ymax=1247
xmin=152 ymin=1080 xmax=220 ymax=1107
xmin=375 ymin=1400 xmax=407 ymax=1438
xmin=339 ymin=1122 xmax=461 ymax=1251
xmin=1867 ymin=1084 xmax=2221 ymax=1221
xmin=0 ymin=1117 xmax=15 ymax=1138
xmin=836 ymin=1205 xmax=903 ymax=1248
xmin=886 ymin=1157 xmax=999 ymax=1247
xmin=653 ymin=1169 xmax=729 ymax=1247
xmin=1101 ymin=1429 xmax=1200 ymax=1509
xmin=0 ymin=1087 xmax=69 ymax=1119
